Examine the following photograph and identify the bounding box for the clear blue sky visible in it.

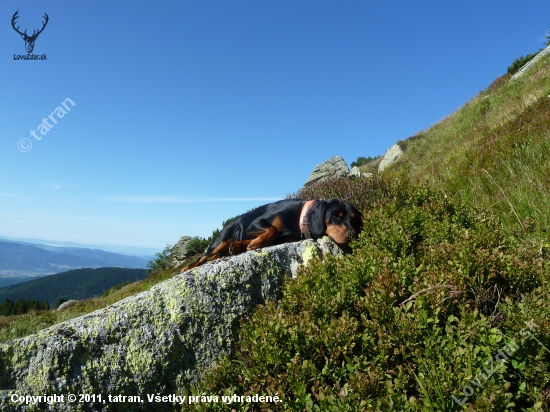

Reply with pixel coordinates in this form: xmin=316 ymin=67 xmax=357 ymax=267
xmin=1 ymin=1 xmax=549 ymax=251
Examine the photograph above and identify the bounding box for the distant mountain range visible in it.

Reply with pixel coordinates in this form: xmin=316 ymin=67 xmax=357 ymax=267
xmin=0 ymin=267 xmax=148 ymax=306
xmin=0 ymin=239 xmax=154 ymax=287
xmin=0 ymin=236 xmax=159 ymax=259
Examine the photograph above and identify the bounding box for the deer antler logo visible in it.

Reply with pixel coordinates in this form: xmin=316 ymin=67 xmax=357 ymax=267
xmin=11 ymin=11 xmax=49 ymax=54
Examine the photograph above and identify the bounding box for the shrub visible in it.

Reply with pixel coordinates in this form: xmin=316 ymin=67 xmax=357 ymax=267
xmin=350 ymin=156 xmax=376 ymax=168
xmin=507 ymin=51 xmax=540 ymax=75
xmin=288 ymin=174 xmax=393 ymax=213
xmin=146 ymin=244 xmax=173 ymax=273
xmin=184 ymin=236 xmax=211 ymax=257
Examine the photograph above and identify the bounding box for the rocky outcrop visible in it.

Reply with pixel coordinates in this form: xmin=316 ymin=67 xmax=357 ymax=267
xmin=350 ymin=166 xmax=361 ymax=177
xmin=56 ymin=300 xmax=77 ymax=312
xmin=0 ymin=237 xmax=342 ymax=411
xmin=378 ymin=144 xmax=403 ymax=172
xmin=170 ymin=236 xmax=193 ymax=267
xmin=173 ymin=236 xmax=192 ymax=256
xmin=511 ymin=45 xmax=550 ymax=81
xmin=304 ymin=156 xmax=350 ymax=186
xmin=350 ymin=166 xmax=374 ymax=179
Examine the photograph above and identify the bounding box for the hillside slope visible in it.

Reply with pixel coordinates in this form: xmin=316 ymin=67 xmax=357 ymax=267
xmin=383 ymin=50 xmax=550 ymax=233
xmin=0 ymin=50 xmax=549 ymax=411
xmin=0 ymin=267 xmax=147 ymax=306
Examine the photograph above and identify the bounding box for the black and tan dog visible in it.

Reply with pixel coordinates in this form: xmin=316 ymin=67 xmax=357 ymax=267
xmin=180 ymin=198 xmax=363 ymax=272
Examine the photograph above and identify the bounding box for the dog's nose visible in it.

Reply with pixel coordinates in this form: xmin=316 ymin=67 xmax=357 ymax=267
xmin=346 ymin=229 xmax=357 ymax=240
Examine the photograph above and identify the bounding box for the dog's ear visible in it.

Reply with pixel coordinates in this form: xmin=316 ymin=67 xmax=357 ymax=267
xmin=308 ymin=200 xmax=330 ymax=239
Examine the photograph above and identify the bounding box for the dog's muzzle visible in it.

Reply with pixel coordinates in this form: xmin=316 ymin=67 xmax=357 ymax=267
xmin=345 ymin=229 xmax=358 ymax=243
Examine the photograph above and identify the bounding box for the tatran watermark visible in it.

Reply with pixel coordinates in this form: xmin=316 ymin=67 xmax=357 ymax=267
xmin=18 ymin=98 xmax=76 ymax=152
xmin=452 ymin=319 xmax=539 ymax=407
xmin=11 ymin=10 xmax=48 ymax=60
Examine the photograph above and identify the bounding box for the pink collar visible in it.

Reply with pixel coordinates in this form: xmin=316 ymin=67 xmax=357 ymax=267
xmin=299 ymin=200 xmax=317 ymax=238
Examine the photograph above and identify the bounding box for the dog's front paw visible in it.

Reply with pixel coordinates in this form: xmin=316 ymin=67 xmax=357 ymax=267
xmin=229 ymin=240 xmax=248 ymax=255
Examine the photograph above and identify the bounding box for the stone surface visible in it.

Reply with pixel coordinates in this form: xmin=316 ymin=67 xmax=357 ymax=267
xmin=174 ymin=236 xmax=192 ymax=255
xmin=362 ymin=172 xmax=374 ymax=178
xmin=511 ymin=45 xmax=550 ymax=81
xmin=350 ymin=166 xmax=361 ymax=177
xmin=56 ymin=300 xmax=78 ymax=312
xmin=304 ymin=156 xmax=350 ymax=186
xmin=0 ymin=237 xmax=342 ymax=411
xmin=378 ymin=144 xmax=404 ymax=172
xmin=170 ymin=235 xmax=193 ymax=267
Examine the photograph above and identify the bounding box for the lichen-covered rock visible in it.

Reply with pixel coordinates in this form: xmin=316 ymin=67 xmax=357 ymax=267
xmin=170 ymin=235 xmax=193 ymax=267
xmin=303 ymin=156 xmax=350 ymax=186
xmin=0 ymin=237 xmax=342 ymax=411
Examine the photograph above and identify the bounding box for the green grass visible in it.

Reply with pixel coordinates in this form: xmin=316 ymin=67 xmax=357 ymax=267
xmin=385 ymin=53 xmax=550 ymax=234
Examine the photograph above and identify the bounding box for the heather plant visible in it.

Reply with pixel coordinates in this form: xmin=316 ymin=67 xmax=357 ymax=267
xmin=185 ymin=179 xmax=550 ymax=411
xmin=287 ymin=174 xmax=393 ymax=213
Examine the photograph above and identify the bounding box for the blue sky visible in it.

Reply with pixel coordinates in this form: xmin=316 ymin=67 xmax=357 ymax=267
xmin=1 ymin=1 xmax=549 ymax=251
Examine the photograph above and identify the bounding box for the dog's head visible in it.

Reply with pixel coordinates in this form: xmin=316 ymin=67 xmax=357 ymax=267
xmin=308 ymin=199 xmax=363 ymax=245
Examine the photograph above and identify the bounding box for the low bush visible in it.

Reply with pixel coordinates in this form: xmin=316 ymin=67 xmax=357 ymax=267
xmin=507 ymin=51 xmax=540 ymax=75
xmin=184 ymin=236 xmax=211 ymax=258
xmin=350 ymin=156 xmax=376 ymax=168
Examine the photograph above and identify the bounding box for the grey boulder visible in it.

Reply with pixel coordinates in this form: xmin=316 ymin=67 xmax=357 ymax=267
xmin=350 ymin=166 xmax=361 ymax=177
xmin=304 ymin=156 xmax=350 ymax=186
xmin=378 ymin=144 xmax=403 ymax=172
xmin=170 ymin=235 xmax=193 ymax=267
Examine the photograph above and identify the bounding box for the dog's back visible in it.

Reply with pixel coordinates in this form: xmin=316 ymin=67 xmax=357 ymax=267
xmin=181 ymin=198 xmax=362 ymax=273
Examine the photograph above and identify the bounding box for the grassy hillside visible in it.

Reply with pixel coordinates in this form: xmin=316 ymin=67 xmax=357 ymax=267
xmin=382 ymin=52 xmax=550 ymax=234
